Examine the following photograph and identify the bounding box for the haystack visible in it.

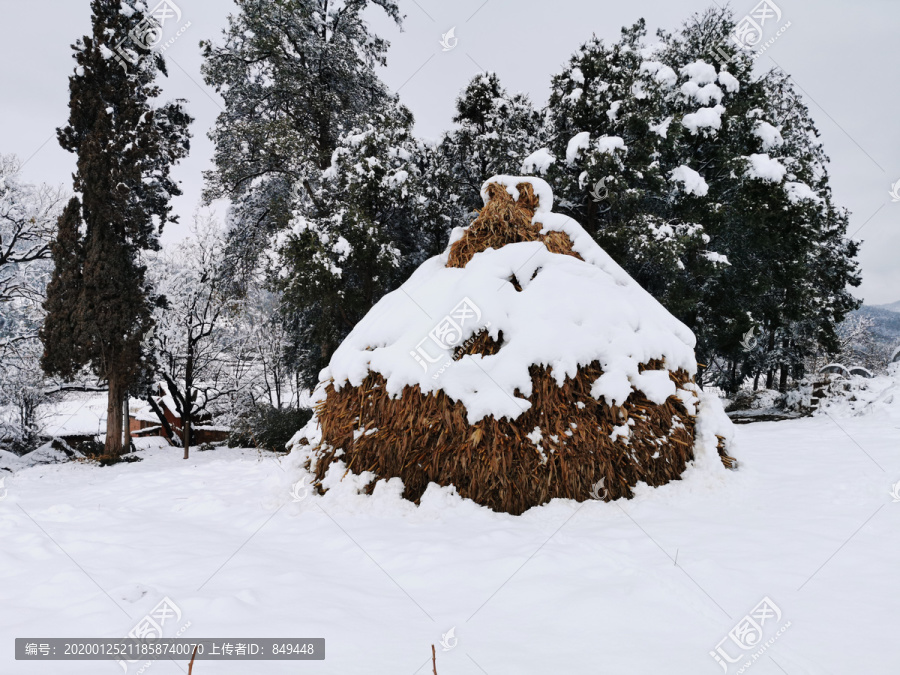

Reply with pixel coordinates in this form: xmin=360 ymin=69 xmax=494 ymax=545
xmin=291 ymin=176 xmax=735 ymax=515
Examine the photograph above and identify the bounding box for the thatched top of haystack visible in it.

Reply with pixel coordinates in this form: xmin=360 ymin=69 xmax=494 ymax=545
xmin=317 ymin=176 xmax=698 ymax=425
xmin=446 ymin=179 xmax=583 ymax=268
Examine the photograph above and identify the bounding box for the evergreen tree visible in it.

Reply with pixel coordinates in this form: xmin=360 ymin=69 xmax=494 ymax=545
xmin=42 ymin=0 xmax=192 ymax=455
xmin=541 ymin=7 xmax=859 ymax=393
xmin=442 ymin=72 xmax=544 ymax=212
xmin=200 ymin=0 xmax=402 ymax=287
xmin=543 ymin=20 xmax=722 ymax=326
xmin=40 ymin=197 xmax=84 ymax=379
xmin=277 ymin=100 xmax=432 ymax=386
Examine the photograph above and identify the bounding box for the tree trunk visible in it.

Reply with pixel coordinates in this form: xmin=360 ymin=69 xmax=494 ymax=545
xmin=779 ymin=363 xmax=789 ymax=393
xmin=765 ymin=327 xmax=777 ymax=390
xmin=146 ymin=395 xmax=180 ymax=446
xmin=123 ymin=394 xmax=132 ymax=453
xmin=184 ymin=329 xmax=194 ymax=460
xmin=183 ymin=418 xmax=191 ymax=460
xmin=778 ymin=336 xmax=790 ymax=392
xmin=753 ymin=371 xmax=760 ymax=391
xmin=105 ymin=376 xmax=124 ymax=456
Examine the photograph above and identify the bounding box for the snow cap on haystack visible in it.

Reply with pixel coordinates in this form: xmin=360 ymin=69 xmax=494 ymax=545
xmin=293 ymin=175 xmax=735 ymax=514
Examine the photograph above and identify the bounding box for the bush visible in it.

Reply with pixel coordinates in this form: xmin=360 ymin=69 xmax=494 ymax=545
xmin=229 ymin=404 xmax=312 ymax=452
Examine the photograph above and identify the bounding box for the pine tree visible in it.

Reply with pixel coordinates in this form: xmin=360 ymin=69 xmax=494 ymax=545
xmin=543 ymin=21 xmax=719 ymax=324
xmin=200 ymin=0 xmax=402 ymax=287
xmin=42 ymin=0 xmax=192 ymax=456
xmin=277 ymin=99 xmax=431 ymax=386
xmin=729 ymin=68 xmax=860 ymax=390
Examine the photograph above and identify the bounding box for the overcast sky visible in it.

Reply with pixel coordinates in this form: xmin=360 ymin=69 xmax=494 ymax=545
xmin=1 ymin=0 xmax=897 ymax=304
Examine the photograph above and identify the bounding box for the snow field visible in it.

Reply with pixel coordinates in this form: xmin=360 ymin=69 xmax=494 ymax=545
xmin=1 ymin=411 xmax=898 ymax=674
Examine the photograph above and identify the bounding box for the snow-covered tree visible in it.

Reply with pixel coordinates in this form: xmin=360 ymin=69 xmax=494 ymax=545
xmin=276 ymin=100 xmax=434 ymax=386
xmin=541 ymin=8 xmax=859 ymax=392
xmin=241 ymin=286 xmax=296 ymax=410
xmin=0 ymin=337 xmax=47 ymax=455
xmin=41 ymin=0 xmax=192 ymax=456
xmin=442 ymin=72 xmax=544 ymax=212
xmin=150 ymin=215 xmax=241 ymax=458
xmin=0 ymin=154 xmax=66 ymax=306
xmin=0 ymin=154 xmax=66 ymax=453
xmin=542 ymin=21 xmax=721 ymax=324
xmin=200 ymin=0 xmax=402 ymax=287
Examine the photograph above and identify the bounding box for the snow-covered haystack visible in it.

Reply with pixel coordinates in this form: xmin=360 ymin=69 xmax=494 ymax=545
xmin=293 ymin=177 xmax=735 ymax=514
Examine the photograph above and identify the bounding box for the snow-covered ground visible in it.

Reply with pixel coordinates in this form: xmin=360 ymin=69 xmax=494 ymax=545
xmin=1 ymin=394 xmax=899 ymax=674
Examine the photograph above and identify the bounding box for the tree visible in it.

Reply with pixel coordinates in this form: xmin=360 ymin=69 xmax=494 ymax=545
xmin=0 ymin=337 xmax=47 ymax=455
xmin=541 ymin=8 xmax=859 ymax=393
xmin=150 ymin=215 xmax=238 ymax=459
xmin=0 ymin=154 xmax=66 ymax=306
xmin=542 ymin=20 xmax=720 ymax=324
xmin=277 ymin=99 xmax=435 ymax=386
xmin=0 ymin=291 xmax=51 ymax=455
xmin=41 ymin=0 xmax=192 ymax=456
xmin=241 ymin=286 xmax=295 ymax=410
xmin=0 ymin=155 xmax=66 ymax=454
xmin=39 ymin=197 xmax=85 ymax=378
xmin=822 ymin=313 xmax=892 ymax=373
xmin=200 ymin=0 xmax=403 ymax=287
xmin=442 ymin=72 xmax=544 ymax=212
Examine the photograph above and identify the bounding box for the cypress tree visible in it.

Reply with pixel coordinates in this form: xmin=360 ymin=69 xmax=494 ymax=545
xmin=42 ymin=0 xmax=192 ymax=455
xmin=40 ymin=197 xmax=84 ymax=379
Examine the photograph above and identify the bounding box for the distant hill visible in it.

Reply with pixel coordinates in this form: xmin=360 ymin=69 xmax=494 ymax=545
xmin=857 ymin=302 xmax=900 ymax=361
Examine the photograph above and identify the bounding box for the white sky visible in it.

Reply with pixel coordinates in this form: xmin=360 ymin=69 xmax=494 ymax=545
xmin=1 ymin=0 xmax=897 ymax=304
